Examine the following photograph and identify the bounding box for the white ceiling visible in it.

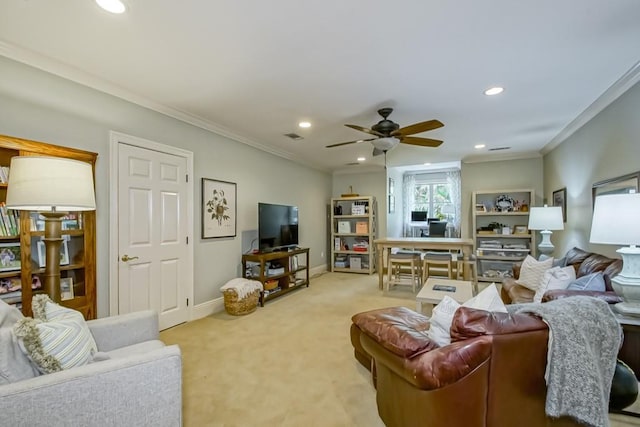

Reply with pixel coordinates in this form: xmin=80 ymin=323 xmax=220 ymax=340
xmin=1 ymin=0 xmax=639 ymax=173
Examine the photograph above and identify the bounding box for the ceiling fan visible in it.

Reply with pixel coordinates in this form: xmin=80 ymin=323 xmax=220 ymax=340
xmin=326 ymin=107 xmax=444 ymax=156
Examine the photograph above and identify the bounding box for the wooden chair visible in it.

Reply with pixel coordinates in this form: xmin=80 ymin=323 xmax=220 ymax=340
xmin=422 ymin=251 xmax=453 ymax=283
xmin=387 ymin=251 xmax=421 ymax=292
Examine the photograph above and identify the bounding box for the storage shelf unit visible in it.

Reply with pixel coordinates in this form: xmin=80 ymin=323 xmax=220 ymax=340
xmin=242 ymin=248 xmax=309 ymax=306
xmin=0 ymin=134 xmax=97 ymax=319
xmin=330 ymin=196 xmax=376 ymax=274
xmin=472 ymin=190 xmax=534 ymax=283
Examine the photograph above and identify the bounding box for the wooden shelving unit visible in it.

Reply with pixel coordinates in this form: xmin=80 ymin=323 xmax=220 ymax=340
xmin=241 ymin=247 xmax=309 ymax=306
xmin=0 ymin=134 xmax=97 ymax=319
xmin=472 ymin=190 xmax=534 ymax=283
xmin=330 ymin=196 xmax=376 ymax=274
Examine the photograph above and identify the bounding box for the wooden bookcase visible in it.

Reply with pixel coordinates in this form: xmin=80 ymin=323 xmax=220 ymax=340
xmin=472 ymin=189 xmax=535 ymax=283
xmin=0 ymin=134 xmax=97 ymax=319
xmin=241 ymin=247 xmax=309 ymax=306
xmin=330 ymin=196 xmax=377 ymax=274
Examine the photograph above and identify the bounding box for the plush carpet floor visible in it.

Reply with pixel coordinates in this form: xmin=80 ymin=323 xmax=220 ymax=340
xmin=160 ymin=272 xmax=640 ymax=427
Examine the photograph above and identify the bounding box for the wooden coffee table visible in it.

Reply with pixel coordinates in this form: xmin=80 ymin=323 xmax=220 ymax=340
xmin=416 ymin=278 xmax=474 ymax=313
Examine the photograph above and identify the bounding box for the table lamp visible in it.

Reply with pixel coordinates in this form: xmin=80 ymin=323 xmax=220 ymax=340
xmin=5 ymin=156 xmax=96 ymax=303
xmin=527 ymin=205 xmax=564 ymax=255
xmin=590 ymin=191 xmax=640 ymax=316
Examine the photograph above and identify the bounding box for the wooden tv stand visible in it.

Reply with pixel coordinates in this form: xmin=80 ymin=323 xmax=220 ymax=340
xmin=241 ymin=248 xmax=309 ymax=306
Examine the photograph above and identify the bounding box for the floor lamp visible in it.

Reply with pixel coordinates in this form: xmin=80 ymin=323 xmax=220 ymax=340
xmin=527 ymin=205 xmax=564 ymax=256
xmin=6 ymin=156 xmax=96 ymax=303
xmin=590 ymin=191 xmax=640 ymax=316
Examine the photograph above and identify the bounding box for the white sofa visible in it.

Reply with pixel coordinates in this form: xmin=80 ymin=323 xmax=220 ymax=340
xmin=0 ymin=309 xmax=182 ymax=427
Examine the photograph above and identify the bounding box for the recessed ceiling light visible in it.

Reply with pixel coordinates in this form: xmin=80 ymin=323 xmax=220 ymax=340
xmin=475 ymin=144 xmax=486 ymax=149
xmin=423 ymin=162 xmax=431 ymax=166
xmin=96 ymin=0 xmax=126 ymax=14
xmin=357 ymin=157 xmax=366 ymax=162
xmin=484 ymin=87 xmax=504 ymax=96
xmin=298 ymin=121 xmax=311 ymax=128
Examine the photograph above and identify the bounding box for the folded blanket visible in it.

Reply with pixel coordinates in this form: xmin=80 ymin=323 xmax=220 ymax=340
xmin=509 ymin=296 xmax=621 ymax=427
xmin=220 ymin=278 xmax=263 ymax=300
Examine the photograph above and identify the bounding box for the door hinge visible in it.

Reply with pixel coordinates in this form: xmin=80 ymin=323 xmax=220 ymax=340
xmin=186 ymin=174 xmax=189 ymax=183
xmin=186 ymin=236 xmax=189 ymax=244
xmin=186 ymin=298 xmax=189 ymax=307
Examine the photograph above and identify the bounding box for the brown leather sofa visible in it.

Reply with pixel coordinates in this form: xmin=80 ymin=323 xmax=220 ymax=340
xmin=500 ymin=247 xmax=623 ymax=304
xmin=351 ymin=306 xmax=582 ymax=427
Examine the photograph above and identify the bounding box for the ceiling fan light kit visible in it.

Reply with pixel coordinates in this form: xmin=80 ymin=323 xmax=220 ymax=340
xmin=326 ymin=107 xmax=444 ymax=157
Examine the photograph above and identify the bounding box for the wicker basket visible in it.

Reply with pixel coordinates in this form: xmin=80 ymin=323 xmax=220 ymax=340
xmin=222 ymin=289 xmax=259 ymax=315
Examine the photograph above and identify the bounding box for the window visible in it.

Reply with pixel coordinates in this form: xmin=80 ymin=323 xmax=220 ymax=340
xmin=412 ymin=174 xmax=455 ymax=222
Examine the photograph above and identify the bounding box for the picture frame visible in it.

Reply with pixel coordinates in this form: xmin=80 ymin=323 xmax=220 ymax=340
xmin=201 ymin=178 xmax=237 ymax=239
xmin=514 ymin=225 xmax=528 ymax=235
xmin=0 ymin=243 xmax=21 ymax=272
xmin=552 ymin=187 xmax=567 ymax=222
xmin=475 ymin=204 xmax=487 ymax=212
xmin=37 ymin=240 xmax=70 ymax=268
xmin=60 ymin=277 xmax=74 ymax=301
xmin=388 ymin=195 xmax=395 ymax=213
xmin=388 ymin=178 xmax=395 ymax=195
xmin=592 ymin=171 xmax=640 ymax=209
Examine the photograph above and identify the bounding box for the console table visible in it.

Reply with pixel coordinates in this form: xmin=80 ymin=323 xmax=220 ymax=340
xmin=374 ymin=237 xmax=474 ymax=290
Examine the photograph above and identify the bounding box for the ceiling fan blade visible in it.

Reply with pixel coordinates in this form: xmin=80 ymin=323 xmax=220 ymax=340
xmin=399 ymin=136 xmax=443 ymax=148
xmin=392 ymin=119 xmax=444 ymax=137
xmin=345 ymin=124 xmax=385 ymax=137
xmin=326 ymin=138 xmax=377 ymax=148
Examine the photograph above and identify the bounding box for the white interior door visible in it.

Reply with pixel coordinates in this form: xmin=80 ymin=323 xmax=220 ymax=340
xmin=117 ymin=142 xmax=190 ymax=330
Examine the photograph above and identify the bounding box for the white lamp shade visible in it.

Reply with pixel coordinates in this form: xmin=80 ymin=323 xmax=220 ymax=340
xmin=527 ymin=205 xmax=564 ymax=231
xmin=5 ymin=156 xmax=96 ymax=211
xmin=590 ymin=193 xmax=640 ymax=245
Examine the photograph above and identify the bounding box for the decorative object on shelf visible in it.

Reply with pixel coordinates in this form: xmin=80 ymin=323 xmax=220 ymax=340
xmin=60 ymin=277 xmax=74 ymax=301
xmin=37 ymin=240 xmax=70 ymax=268
xmin=341 ymin=185 xmax=359 ymax=198
xmin=590 ymin=191 xmax=640 ymax=316
xmin=6 ymin=156 xmax=96 ymax=303
xmin=0 ymin=242 xmax=21 ymax=272
xmin=495 ymin=195 xmax=515 ymax=212
xmin=202 ymin=178 xmax=237 ymax=239
xmin=527 ymin=205 xmax=564 ymax=255
xmin=552 ymin=187 xmax=567 ymax=222
xmin=475 ymin=204 xmax=486 ymax=212
xmin=513 ymin=225 xmax=528 ymax=234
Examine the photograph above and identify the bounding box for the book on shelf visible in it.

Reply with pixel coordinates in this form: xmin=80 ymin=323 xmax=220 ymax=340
xmin=337 ymin=221 xmax=351 ymax=233
xmin=0 ymin=166 xmax=9 ymax=184
xmin=355 ymin=221 xmax=368 ymax=234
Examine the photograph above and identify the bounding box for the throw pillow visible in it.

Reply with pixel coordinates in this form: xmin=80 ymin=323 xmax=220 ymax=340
xmin=428 ymin=284 xmax=507 ymax=347
xmin=538 ymin=254 xmax=568 ymax=268
xmin=0 ymin=299 xmax=40 ymax=384
xmin=13 ymin=295 xmax=97 ymax=374
xmin=567 ymin=272 xmax=607 ymax=292
xmin=533 ymin=266 xmax=576 ymax=303
xmin=517 ymin=255 xmax=553 ymax=291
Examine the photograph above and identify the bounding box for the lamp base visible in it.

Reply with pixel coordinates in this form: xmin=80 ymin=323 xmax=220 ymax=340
xmin=611 ymin=246 xmax=640 ymax=317
xmin=537 ymin=230 xmax=555 ymax=256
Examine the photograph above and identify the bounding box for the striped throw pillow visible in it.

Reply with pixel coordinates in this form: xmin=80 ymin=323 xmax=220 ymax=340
xmin=13 ymin=295 xmax=97 ymax=374
xmin=517 ymin=255 xmax=554 ymax=291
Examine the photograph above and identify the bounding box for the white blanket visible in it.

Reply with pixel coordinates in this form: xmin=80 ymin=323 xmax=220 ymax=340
xmin=220 ymin=278 xmax=263 ymax=300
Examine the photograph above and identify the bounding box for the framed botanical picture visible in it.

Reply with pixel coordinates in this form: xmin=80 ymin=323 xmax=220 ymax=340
xmin=37 ymin=240 xmax=70 ymax=268
xmin=0 ymin=243 xmax=21 ymax=272
xmin=552 ymin=187 xmax=567 ymax=222
xmin=60 ymin=277 xmax=74 ymax=301
xmin=202 ymin=178 xmax=237 ymax=239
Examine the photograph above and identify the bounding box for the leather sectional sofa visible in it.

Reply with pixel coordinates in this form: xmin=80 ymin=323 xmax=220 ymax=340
xmin=500 ymin=247 xmax=623 ymax=304
xmin=351 ymin=306 xmax=582 ymax=427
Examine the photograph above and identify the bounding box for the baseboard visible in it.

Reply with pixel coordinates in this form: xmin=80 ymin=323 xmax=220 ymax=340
xmin=190 ymin=264 xmax=327 ymax=321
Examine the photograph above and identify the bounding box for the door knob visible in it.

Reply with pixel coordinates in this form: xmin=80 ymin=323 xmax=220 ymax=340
xmin=121 ymin=254 xmax=139 ymax=262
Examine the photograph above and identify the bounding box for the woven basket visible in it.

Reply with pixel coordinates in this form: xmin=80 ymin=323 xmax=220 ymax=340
xmin=222 ymin=289 xmax=259 ymax=315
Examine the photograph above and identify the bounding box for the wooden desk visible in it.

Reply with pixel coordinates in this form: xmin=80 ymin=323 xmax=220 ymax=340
xmin=374 ymin=237 xmax=475 ymax=289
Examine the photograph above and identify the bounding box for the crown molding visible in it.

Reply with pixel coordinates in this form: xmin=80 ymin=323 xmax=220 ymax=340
xmin=462 ymin=150 xmax=542 ymax=164
xmin=541 ymin=60 xmax=640 ymax=155
xmin=0 ymin=41 xmax=329 ymax=173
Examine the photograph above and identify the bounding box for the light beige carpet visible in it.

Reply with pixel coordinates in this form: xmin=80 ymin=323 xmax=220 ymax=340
xmin=160 ymin=272 xmax=640 ymax=427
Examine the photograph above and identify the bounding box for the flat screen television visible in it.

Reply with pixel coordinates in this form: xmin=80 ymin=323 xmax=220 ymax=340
xmin=258 ymin=203 xmax=299 ymax=252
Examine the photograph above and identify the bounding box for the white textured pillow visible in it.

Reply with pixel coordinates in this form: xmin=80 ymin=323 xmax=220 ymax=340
xmin=533 ymin=266 xmax=576 ymax=303
xmin=517 ymin=255 xmax=553 ymax=291
xmin=0 ymin=300 xmax=40 ymax=384
xmin=13 ymin=295 xmax=97 ymax=374
xmin=428 ymin=284 xmax=507 ymax=346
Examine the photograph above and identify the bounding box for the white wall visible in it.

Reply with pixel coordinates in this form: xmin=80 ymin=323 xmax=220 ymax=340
xmin=0 ymin=56 xmax=332 ymax=317
xmin=385 ymin=168 xmax=404 ymax=237
xmin=543 ymin=80 xmax=640 ymax=258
